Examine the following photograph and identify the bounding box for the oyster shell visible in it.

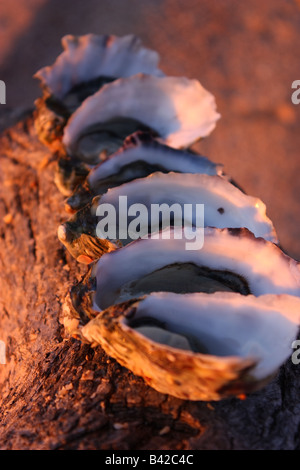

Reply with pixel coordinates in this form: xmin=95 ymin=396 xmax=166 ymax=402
xmin=91 ymin=227 xmax=300 ymax=311
xmin=62 ymin=73 xmax=220 ymax=163
xmin=81 ymin=291 xmax=300 ymax=401
xmin=58 ymin=172 xmax=277 ymax=263
xmin=66 ymin=131 xmax=224 ymax=212
xmin=35 ymin=34 xmax=163 ymax=105
xmin=34 ymin=34 xmax=163 ymax=147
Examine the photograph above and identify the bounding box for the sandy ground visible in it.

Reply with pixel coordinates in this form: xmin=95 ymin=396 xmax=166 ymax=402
xmin=0 ymin=0 xmax=299 ymax=259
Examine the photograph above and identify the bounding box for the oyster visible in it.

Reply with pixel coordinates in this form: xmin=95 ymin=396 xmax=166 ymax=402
xmin=58 ymin=172 xmax=277 ymax=263
xmin=34 ymin=34 xmax=163 ymax=147
xmin=65 ymin=131 xmax=224 ymax=212
xmin=91 ymin=227 xmax=300 ymax=311
xmin=81 ymin=291 xmax=300 ymax=401
xmin=62 ymin=73 xmax=220 ymax=164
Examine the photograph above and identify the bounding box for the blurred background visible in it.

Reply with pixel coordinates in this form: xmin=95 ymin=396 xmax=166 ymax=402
xmin=0 ymin=0 xmax=299 ymax=259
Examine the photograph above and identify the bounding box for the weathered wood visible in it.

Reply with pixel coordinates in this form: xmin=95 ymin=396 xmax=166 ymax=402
xmin=0 ymin=113 xmax=299 ymax=450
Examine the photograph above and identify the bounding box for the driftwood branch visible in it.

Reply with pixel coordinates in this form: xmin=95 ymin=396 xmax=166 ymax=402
xmin=0 ymin=112 xmax=299 ymax=450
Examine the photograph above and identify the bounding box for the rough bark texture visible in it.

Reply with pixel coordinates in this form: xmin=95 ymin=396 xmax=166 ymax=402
xmin=0 ymin=112 xmax=299 ymax=450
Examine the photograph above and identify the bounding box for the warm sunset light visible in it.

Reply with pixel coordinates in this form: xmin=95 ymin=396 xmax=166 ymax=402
xmin=0 ymin=0 xmax=299 ymax=454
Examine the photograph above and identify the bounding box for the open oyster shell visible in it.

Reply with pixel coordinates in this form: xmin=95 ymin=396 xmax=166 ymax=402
xmin=35 ymin=34 xmax=163 ymax=104
xmin=91 ymin=227 xmax=300 ymax=311
xmin=65 ymin=131 xmax=224 ymax=212
xmin=34 ymin=34 xmax=163 ymax=147
xmin=80 ymin=292 xmax=300 ymax=401
xmin=58 ymin=172 xmax=277 ymax=263
xmin=62 ymin=73 xmax=220 ymax=164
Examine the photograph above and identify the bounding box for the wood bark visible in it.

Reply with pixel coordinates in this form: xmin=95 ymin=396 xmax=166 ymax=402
xmin=0 ymin=111 xmax=299 ymax=450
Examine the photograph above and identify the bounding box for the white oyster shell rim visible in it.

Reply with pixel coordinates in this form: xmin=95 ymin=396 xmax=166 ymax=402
xmin=93 ymin=171 xmax=277 ymax=244
xmin=34 ymin=34 xmax=164 ymax=100
xmin=62 ymin=74 xmax=221 ymax=153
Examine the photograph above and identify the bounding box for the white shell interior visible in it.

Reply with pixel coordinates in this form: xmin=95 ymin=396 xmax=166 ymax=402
xmin=63 ymin=74 xmax=220 ymax=154
xmin=94 ymin=227 xmax=300 ymax=310
xmin=95 ymin=172 xmax=277 ymax=243
xmin=129 ymin=292 xmax=300 ymax=379
xmin=35 ymin=34 xmax=163 ymax=100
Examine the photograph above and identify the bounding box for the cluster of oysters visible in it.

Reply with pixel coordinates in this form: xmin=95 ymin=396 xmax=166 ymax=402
xmin=34 ymin=34 xmax=300 ymax=401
